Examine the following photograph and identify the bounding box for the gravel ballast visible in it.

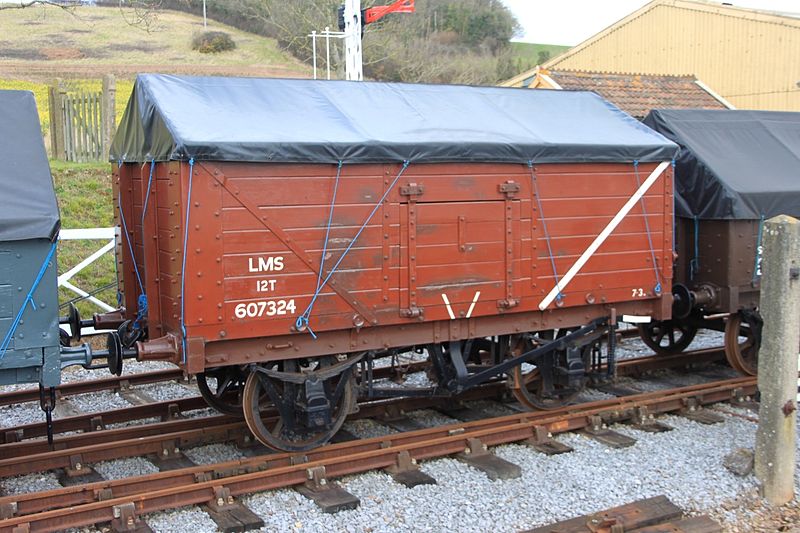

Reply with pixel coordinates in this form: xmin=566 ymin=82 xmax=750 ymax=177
xmin=2 ymin=342 xmax=797 ymax=532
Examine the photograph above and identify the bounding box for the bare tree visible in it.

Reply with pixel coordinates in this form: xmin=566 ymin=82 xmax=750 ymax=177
xmin=0 ymin=1 xmax=80 ymax=11
xmin=117 ymin=0 xmax=163 ymax=32
xmin=0 ymin=0 xmax=163 ymax=32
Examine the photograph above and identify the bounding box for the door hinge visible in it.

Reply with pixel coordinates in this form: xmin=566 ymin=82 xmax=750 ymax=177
xmin=400 ymin=306 xmax=424 ymax=318
xmin=400 ymin=183 xmax=424 ymax=197
xmin=498 ymin=181 xmax=520 ymax=198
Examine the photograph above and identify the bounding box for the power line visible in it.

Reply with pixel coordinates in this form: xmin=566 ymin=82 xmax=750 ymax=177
xmin=722 ymin=88 xmax=800 ymax=98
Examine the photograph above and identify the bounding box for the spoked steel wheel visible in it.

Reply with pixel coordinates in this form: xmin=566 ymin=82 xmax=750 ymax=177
xmin=197 ymin=366 xmax=249 ymax=417
xmin=242 ymin=356 xmax=356 ymax=452
xmin=724 ymin=311 xmax=762 ymax=376
xmin=508 ymin=331 xmax=590 ymax=410
xmin=638 ymin=320 xmax=698 ymax=355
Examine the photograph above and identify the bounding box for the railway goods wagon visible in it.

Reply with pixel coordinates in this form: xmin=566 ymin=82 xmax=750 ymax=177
xmin=111 ymin=74 xmax=678 ymax=451
xmin=0 ymin=91 xmax=61 ymax=392
xmin=642 ymin=109 xmax=800 ymax=375
xmin=0 ymin=91 xmax=119 ymax=440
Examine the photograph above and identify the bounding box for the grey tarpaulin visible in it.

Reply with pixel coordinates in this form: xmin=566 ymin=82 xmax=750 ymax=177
xmin=111 ymin=74 xmax=677 ymax=164
xmin=644 ymin=109 xmax=800 ymax=220
xmin=0 ymin=91 xmax=60 ymax=242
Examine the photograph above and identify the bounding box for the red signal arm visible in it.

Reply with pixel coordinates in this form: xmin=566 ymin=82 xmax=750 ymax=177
xmin=363 ymin=0 xmax=415 ymax=24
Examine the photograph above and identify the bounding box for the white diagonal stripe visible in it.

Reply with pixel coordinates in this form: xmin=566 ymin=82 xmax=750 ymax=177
xmin=466 ymin=291 xmax=481 ymax=318
xmin=538 ymin=161 xmax=670 ymax=311
xmin=441 ymin=293 xmax=456 ymax=320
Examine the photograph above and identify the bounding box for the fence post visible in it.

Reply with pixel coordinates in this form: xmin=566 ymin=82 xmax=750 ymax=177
xmin=754 ymin=214 xmax=800 ymax=505
xmin=49 ymin=78 xmax=66 ymax=160
xmin=101 ymin=74 xmax=116 ymax=160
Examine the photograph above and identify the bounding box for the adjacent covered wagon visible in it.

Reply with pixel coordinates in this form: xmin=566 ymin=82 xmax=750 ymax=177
xmin=111 ymin=75 xmax=677 ymax=450
xmin=643 ymin=109 xmax=800 ymax=374
xmin=0 ymin=91 xmax=61 ymax=392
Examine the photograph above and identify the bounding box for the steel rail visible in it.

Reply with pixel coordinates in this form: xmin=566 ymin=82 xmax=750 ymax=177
xmin=0 ymin=360 xmax=430 ymax=410
xmin=0 ymin=361 xmax=431 ymax=443
xmin=0 ymin=396 xmax=210 ymax=443
xmin=0 ymin=369 xmax=185 ymax=407
xmin=0 ymin=381 xmax=509 ymax=476
xmin=0 ymin=376 xmax=756 ymax=532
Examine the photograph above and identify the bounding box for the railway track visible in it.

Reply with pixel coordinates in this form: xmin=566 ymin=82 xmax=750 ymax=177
xmin=0 ymin=369 xmax=185 ymax=408
xmin=0 ymin=348 xmax=727 ymax=458
xmin=0 ymin=374 xmax=756 ymax=532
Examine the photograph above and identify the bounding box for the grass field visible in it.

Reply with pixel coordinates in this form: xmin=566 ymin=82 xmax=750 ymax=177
xmin=0 ymin=4 xmax=308 ymax=136
xmin=510 ymin=42 xmax=570 ymax=72
xmin=51 ymin=161 xmax=117 ymax=316
xmin=0 ymin=5 xmax=303 ymax=69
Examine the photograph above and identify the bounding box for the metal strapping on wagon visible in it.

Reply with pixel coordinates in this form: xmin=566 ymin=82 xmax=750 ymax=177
xmin=538 ymin=161 xmax=671 ymax=311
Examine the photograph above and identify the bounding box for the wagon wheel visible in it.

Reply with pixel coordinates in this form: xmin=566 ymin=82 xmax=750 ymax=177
xmin=508 ymin=330 xmax=589 ymax=410
xmin=724 ymin=311 xmax=762 ymax=376
xmin=638 ymin=320 xmax=698 ymax=355
xmin=242 ymin=356 xmax=356 ymax=452
xmin=197 ymin=366 xmax=249 ymax=417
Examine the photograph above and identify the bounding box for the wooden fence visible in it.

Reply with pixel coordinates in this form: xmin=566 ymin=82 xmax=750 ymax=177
xmin=48 ymin=75 xmax=116 ymax=162
xmin=62 ymin=91 xmax=102 ymax=162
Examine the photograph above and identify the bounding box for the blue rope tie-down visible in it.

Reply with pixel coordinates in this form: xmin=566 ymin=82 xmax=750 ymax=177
xmin=133 ymin=160 xmax=156 ymax=330
xmin=0 ymin=241 xmax=58 ymax=360
xmin=752 ymin=214 xmax=765 ymax=284
xmin=180 ymin=158 xmax=196 ymax=362
xmin=690 ymin=215 xmax=700 ymax=281
xmin=296 ymin=160 xmax=411 ymax=337
xmin=528 ymin=161 xmax=563 ymax=303
xmin=295 ymin=160 xmax=344 ymax=339
xmin=141 ymin=160 xmax=156 ymax=229
xmin=633 ymin=160 xmax=663 ymax=295
xmin=117 ymin=160 xmax=147 ymax=329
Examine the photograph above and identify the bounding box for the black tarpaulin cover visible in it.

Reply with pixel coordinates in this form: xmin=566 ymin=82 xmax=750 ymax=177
xmin=111 ymin=74 xmax=677 ymax=164
xmin=0 ymin=91 xmax=60 ymax=241
xmin=644 ymin=109 xmax=800 ymax=220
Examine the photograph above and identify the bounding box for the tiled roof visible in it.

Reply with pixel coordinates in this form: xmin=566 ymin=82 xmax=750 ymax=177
xmin=547 ymin=70 xmax=728 ymax=118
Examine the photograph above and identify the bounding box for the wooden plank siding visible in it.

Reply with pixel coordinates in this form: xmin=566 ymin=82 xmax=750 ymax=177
xmin=115 ymin=160 xmax=674 ymax=369
xmin=532 ymin=0 xmax=800 ymax=112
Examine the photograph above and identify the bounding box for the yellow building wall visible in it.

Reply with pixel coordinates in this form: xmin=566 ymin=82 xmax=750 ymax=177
xmin=545 ymin=2 xmax=800 ymax=111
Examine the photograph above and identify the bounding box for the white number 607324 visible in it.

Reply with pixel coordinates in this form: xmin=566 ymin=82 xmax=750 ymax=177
xmin=234 ymin=299 xmax=296 ymax=318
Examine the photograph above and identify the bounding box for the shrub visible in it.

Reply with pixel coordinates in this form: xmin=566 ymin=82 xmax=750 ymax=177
xmin=191 ymin=31 xmax=236 ymax=54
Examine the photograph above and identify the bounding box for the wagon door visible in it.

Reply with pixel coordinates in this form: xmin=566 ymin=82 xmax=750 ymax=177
xmin=398 ymin=170 xmax=527 ymax=322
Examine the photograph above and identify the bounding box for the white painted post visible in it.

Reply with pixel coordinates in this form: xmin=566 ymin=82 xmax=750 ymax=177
xmin=202 ymin=0 xmax=207 ymax=28
xmin=343 ymin=0 xmax=363 ymax=81
xmin=311 ymin=30 xmax=318 ymax=80
xmin=754 ymin=215 xmax=800 ymax=505
xmin=325 ymin=26 xmax=332 ymax=80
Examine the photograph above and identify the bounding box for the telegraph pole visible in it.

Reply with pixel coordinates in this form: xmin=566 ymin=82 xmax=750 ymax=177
xmin=342 ymin=0 xmax=364 ymax=81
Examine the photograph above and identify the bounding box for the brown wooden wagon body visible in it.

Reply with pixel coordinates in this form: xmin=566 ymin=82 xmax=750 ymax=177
xmin=116 ymin=159 xmax=674 ymax=374
xmin=110 ymin=75 xmax=678 ymax=448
